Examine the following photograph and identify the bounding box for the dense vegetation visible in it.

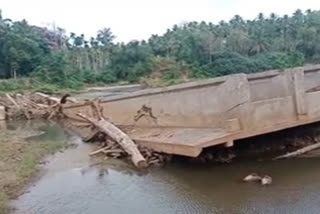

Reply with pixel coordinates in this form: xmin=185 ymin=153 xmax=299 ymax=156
xmin=1 ymin=9 xmax=320 ymax=91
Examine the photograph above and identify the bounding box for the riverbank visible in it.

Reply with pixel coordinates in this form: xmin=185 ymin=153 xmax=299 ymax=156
xmin=0 ymin=78 xmax=140 ymax=97
xmin=0 ymin=78 xmax=73 ymax=96
xmin=0 ymin=122 xmax=67 ymax=214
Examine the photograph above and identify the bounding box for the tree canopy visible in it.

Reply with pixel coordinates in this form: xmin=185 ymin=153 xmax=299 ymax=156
xmin=1 ymin=9 xmax=320 ymax=89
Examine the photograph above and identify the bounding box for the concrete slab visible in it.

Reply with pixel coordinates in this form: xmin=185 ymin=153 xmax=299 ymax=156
xmin=62 ymin=64 xmax=320 ymax=157
xmin=128 ymin=127 xmax=236 ymax=157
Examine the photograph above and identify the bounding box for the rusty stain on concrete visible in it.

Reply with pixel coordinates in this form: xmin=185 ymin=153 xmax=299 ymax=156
xmin=134 ymin=105 xmax=157 ymax=123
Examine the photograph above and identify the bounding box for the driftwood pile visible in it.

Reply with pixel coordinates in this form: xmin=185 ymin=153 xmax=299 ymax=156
xmin=76 ymin=102 xmax=170 ymax=168
xmin=0 ymin=92 xmax=75 ymax=120
xmin=89 ymin=135 xmax=171 ymax=167
xmin=0 ymin=92 xmax=168 ymax=168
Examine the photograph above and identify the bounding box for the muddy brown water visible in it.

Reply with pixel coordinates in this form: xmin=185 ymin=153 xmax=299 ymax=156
xmin=8 ymin=87 xmax=320 ymax=214
xmin=7 ymin=121 xmax=320 ymax=214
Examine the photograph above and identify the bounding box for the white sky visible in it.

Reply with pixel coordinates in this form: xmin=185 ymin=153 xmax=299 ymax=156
xmin=1 ymin=0 xmax=320 ymax=42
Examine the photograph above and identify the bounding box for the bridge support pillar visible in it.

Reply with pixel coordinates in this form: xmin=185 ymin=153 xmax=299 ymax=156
xmin=291 ymin=68 xmax=308 ymax=120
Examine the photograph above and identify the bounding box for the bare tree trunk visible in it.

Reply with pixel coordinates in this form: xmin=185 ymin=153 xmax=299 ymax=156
xmin=77 ymin=113 xmax=147 ymax=168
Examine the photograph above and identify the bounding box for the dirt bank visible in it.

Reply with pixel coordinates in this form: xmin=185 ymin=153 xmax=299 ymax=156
xmin=0 ymin=122 xmax=67 ymax=214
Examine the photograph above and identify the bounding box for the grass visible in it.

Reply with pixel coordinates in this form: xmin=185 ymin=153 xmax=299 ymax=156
xmin=0 ymin=78 xmax=34 ymax=96
xmin=0 ymin=192 xmax=9 ymax=214
xmin=19 ymin=140 xmax=66 ymax=178
xmin=0 ymin=78 xmax=80 ymax=96
xmin=0 ymin=130 xmax=67 ymax=214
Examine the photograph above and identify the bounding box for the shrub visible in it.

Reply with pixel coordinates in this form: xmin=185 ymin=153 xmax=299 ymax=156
xmin=200 ymin=51 xmax=256 ymax=76
xmin=98 ymin=71 xmax=117 ymax=84
xmin=140 ymin=56 xmax=192 ymax=87
xmin=253 ymin=52 xmax=304 ymax=71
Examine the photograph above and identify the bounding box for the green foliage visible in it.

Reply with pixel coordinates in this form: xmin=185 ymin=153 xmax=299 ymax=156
xmin=98 ymin=71 xmax=117 ymax=84
xmin=202 ymin=52 xmax=256 ymax=76
xmin=32 ymin=52 xmax=67 ymax=83
xmin=189 ymin=51 xmax=305 ymax=78
xmin=0 ymin=19 xmax=51 ymax=79
xmin=140 ymin=56 xmax=192 ymax=87
xmin=81 ymin=70 xmax=99 ymax=84
xmin=0 ymin=78 xmax=34 ymax=92
xmin=0 ymin=8 xmax=319 ymax=91
xmin=107 ymin=41 xmax=153 ymax=80
xmin=253 ymin=52 xmax=305 ymax=71
xmin=310 ymin=54 xmax=320 ymax=63
xmin=77 ymin=70 xmax=117 ymax=84
xmin=127 ymin=61 xmax=152 ymax=83
xmin=33 ymin=83 xmax=64 ymax=94
xmin=0 ymin=192 xmax=9 ymax=214
xmin=19 ymin=139 xmax=66 ymax=178
xmin=32 ymin=52 xmax=84 ymax=89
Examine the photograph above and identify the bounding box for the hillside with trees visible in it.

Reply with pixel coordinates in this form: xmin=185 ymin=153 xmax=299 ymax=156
xmin=0 ymin=9 xmax=320 ymax=91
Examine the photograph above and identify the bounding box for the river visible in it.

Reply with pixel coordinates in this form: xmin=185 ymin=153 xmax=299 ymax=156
xmin=10 ymin=86 xmax=320 ymax=214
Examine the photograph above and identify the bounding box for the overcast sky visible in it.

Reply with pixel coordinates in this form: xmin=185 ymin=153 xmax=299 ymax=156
xmin=1 ymin=0 xmax=320 ymax=42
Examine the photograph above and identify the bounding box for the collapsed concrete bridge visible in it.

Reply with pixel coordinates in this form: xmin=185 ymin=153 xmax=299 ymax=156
xmin=62 ymin=64 xmax=320 ymax=157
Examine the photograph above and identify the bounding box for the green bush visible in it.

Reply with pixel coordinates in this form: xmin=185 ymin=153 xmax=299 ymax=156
xmin=97 ymin=71 xmax=117 ymax=84
xmin=127 ymin=61 xmax=152 ymax=83
xmin=191 ymin=51 xmax=305 ymax=78
xmin=200 ymin=52 xmax=256 ymax=77
xmin=0 ymin=78 xmax=34 ymax=92
xmin=253 ymin=52 xmax=305 ymax=71
xmin=139 ymin=56 xmax=193 ymax=87
xmin=81 ymin=70 xmax=98 ymax=84
xmin=0 ymin=192 xmax=9 ymax=214
xmin=31 ymin=52 xmax=84 ymax=89
xmin=310 ymin=54 xmax=320 ymax=63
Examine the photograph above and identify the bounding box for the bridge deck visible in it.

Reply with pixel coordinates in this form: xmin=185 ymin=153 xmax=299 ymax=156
xmin=63 ymin=65 xmax=320 ymax=157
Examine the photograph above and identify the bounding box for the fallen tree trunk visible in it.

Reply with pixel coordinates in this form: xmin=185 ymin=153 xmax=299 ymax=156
xmin=77 ymin=113 xmax=147 ymax=168
xmin=273 ymin=142 xmax=320 ymax=160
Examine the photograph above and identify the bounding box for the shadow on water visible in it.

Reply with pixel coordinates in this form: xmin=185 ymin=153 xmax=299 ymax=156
xmin=8 ymin=120 xmax=320 ymax=214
